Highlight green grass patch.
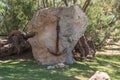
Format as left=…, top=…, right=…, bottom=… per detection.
left=0, top=54, right=120, bottom=80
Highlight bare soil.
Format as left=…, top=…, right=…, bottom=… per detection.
left=97, top=41, right=120, bottom=55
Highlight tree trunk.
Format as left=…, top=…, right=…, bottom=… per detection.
left=73, top=36, right=96, bottom=61
left=0, top=31, right=35, bottom=57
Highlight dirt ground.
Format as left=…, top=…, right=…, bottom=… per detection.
left=96, top=40, right=120, bottom=55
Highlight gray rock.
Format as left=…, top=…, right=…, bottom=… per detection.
left=47, top=66, right=55, bottom=70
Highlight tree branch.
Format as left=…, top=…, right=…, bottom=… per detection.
left=82, top=0, right=91, bottom=12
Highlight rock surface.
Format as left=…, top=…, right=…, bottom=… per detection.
left=89, top=71, right=110, bottom=80
left=28, top=5, right=88, bottom=65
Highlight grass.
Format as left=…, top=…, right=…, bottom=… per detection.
left=0, top=54, right=120, bottom=80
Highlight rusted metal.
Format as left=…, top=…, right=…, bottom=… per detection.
left=48, top=17, right=63, bottom=56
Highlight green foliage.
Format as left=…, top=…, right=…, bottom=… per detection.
left=0, top=1, right=6, bottom=14
left=0, top=0, right=120, bottom=47
left=85, top=0, right=120, bottom=47
left=0, top=0, right=38, bottom=33
left=0, top=54, right=119, bottom=80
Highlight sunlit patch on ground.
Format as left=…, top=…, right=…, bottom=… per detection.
left=0, top=54, right=119, bottom=80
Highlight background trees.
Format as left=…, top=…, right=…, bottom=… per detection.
left=0, top=0, right=37, bottom=33
left=0, top=0, right=120, bottom=48
left=86, top=0, right=120, bottom=48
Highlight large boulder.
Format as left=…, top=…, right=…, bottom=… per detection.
left=28, top=5, right=88, bottom=65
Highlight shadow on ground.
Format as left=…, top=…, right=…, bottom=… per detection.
left=0, top=54, right=120, bottom=80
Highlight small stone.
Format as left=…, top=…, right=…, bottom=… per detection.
left=47, top=66, right=55, bottom=70
left=57, top=63, right=66, bottom=68
left=55, top=63, right=69, bottom=68
left=89, top=71, right=110, bottom=80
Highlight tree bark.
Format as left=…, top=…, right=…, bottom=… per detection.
left=73, top=36, right=96, bottom=61
left=82, top=0, right=91, bottom=12
left=0, top=31, right=35, bottom=57
left=63, top=0, right=69, bottom=6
